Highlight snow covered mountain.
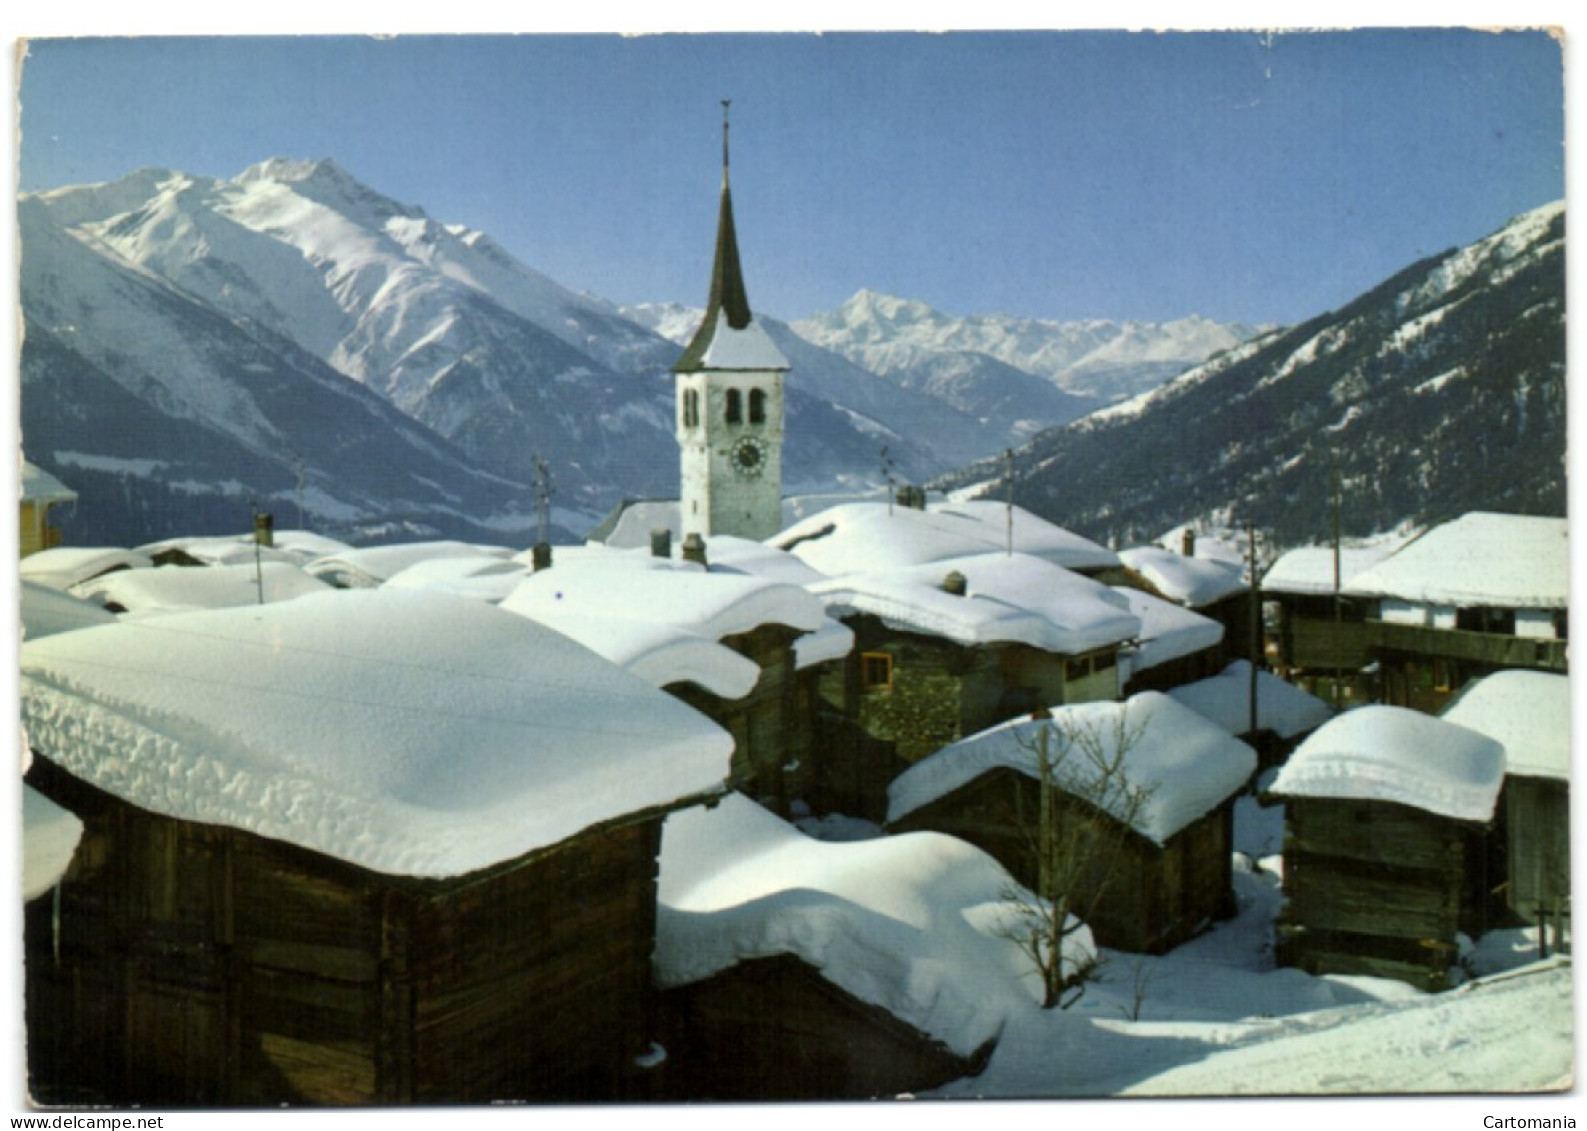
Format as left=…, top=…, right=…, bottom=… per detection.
left=19, top=195, right=543, bottom=547
left=624, top=302, right=1005, bottom=469
left=942, top=202, right=1567, bottom=550
left=793, top=289, right=1270, bottom=407
left=20, top=160, right=996, bottom=542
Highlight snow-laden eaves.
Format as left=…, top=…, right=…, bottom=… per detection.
left=1344, top=513, right=1567, bottom=609
left=24, top=785, right=84, bottom=901
left=21, top=580, right=118, bottom=641
left=1119, top=546, right=1248, bottom=608
left=304, top=540, right=515, bottom=589
left=20, top=590, right=735, bottom=878
left=381, top=554, right=530, bottom=604
left=21, top=461, right=78, bottom=504
left=657, top=793, right=1070, bottom=1058
left=1112, top=587, right=1224, bottom=674
left=1167, top=661, right=1333, bottom=740
left=888, top=692, right=1258, bottom=845
left=775, top=501, right=1118, bottom=575
left=1262, top=546, right=1396, bottom=597
left=1269, top=705, right=1504, bottom=822
left=1440, top=670, right=1570, bottom=783
left=20, top=547, right=155, bottom=592
left=501, top=559, right=827, bottom=641
left=513, top=608, right=761, bottom=700
left=810, top=551, right=1139, bottom=654
left=71, top=562, right=331, bottom=615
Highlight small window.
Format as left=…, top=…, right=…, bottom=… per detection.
left=1065, top=655, right=1090, bottom=682
left=749, top=388, right=767, bottom=424
left=725, top=388, right=743, bottom=424
left=681, top=388, right=700, bottom=429
left=861, top=652, right=894, bottom=690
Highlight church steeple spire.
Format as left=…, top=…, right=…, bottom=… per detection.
left=674, top=101, right=758, bottom=371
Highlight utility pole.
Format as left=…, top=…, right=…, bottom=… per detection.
left=1246, top=522, right=1264, bottom=735
left=1005, top=448, right=1015, bottom=557
left=881, top=445, right=897, bottom=515
left=532, top=454, right=554, bottom=572
left=1331, top=451, right=1344, bottom=709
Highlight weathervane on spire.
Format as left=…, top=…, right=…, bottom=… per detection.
left=722, top=99, right=732, bottom=177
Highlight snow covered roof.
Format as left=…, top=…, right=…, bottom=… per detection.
left=681, top=308, right=790, bottom=371
left=1440, top=671, right=1570, bottom=782
left=1112, top=586, right=1224, bottom=675
left=1119, top=545, right=1248, bottom=608
left=136, top=535, right=299, bottom=568
left=501, top=558, right=826, bottom=642
left=810, top=552, right=1139, bottom=654
left=510, top=608, right=761, bottom=700
left=1168, top=661, right=1334, bottom=740
left=19, top=590, right=735, bottom=878
left=888, top=692, right=1258, bottom=845
left=698, top=534, right=829, bottom=585
left=1344, top=512, right=1567, bottom=609
left=793, top=617, right=856, bottom=671
left=21, top=580, right=117, bottom=641
left=1269, top=705, right=1505, bottom=822
left=1262, top=546, right=1396, bottom=597
left=19, top=547, right=153, bottom=591
left=70, top=562, right=331, bottom=614
left=21, top=460, right=77, bottom=504
left=381, top=554, right=530, bottom=604
left=304, top=540, right=515, bottom=588
left=657, top=793, right=1066, bottom=1057
left=23, top=785, right=85, bottom=901
left=775, top=501, right=1118, bottom=575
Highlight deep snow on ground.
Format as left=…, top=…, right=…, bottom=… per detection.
left=801, top=781, right=1573, bottom=1102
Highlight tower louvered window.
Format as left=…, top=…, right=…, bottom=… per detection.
left=749, top=388, right=766, bottom=424
left=725, top=388, right=743, bottom=424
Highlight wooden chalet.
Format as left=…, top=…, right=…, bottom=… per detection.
left=1441, top=671, right=1571, bottom=936
left=20, top=460, right=77, bottom=557
left=1343, top=513, right=1568, bottom=713
left=1113, top=585, right=1227, bottom=696
left=1269, top=706, right=1506, bottom=990
left=1262, top=545, right=1395, bottom=704
left=20, top=590, right=734, bottom=1105
left=808, top=553, right=1141, bottom=770
left=887, top=693, right=1258, bottom=954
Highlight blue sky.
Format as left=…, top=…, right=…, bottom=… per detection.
left=16, top=28, right=1564, bottom=326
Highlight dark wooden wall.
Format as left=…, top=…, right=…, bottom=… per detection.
left=1276, top=796, right=1490, bottom=990
left=25, top=760, right=674, bottom=1106
left=890, top=767, right=1237, bottom=954
left=656, top=955, right=988, bottom=1100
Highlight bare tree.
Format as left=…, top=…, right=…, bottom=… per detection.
left=1000, top=709, right=1154, bottom=1009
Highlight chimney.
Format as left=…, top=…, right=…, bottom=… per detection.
left=1181, top=528, right=1196, bottom=557
left=531, top=542, right=553, bottom=572
left=681, top=533, right=708, bottom=567
left=253, top=512, right=274, bottom=547
left=650, top=528, right=672, bottom=559
left=1030, top=705, right=1053, bottom=721
left=941, top=570, right=967, bottom=596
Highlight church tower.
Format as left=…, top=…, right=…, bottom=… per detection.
left=674, top=102, right=790, bottom=543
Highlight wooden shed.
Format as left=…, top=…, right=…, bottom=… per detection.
left=20, top=589, right=734, bottom=1105
left=1441, top=671, right=1571, bottom=933
left=887, top=693, right=1258, bottom=955
left=653, top=794, right=1030, bottom=1099
left=1269, top=706, right=1506, bottom=990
